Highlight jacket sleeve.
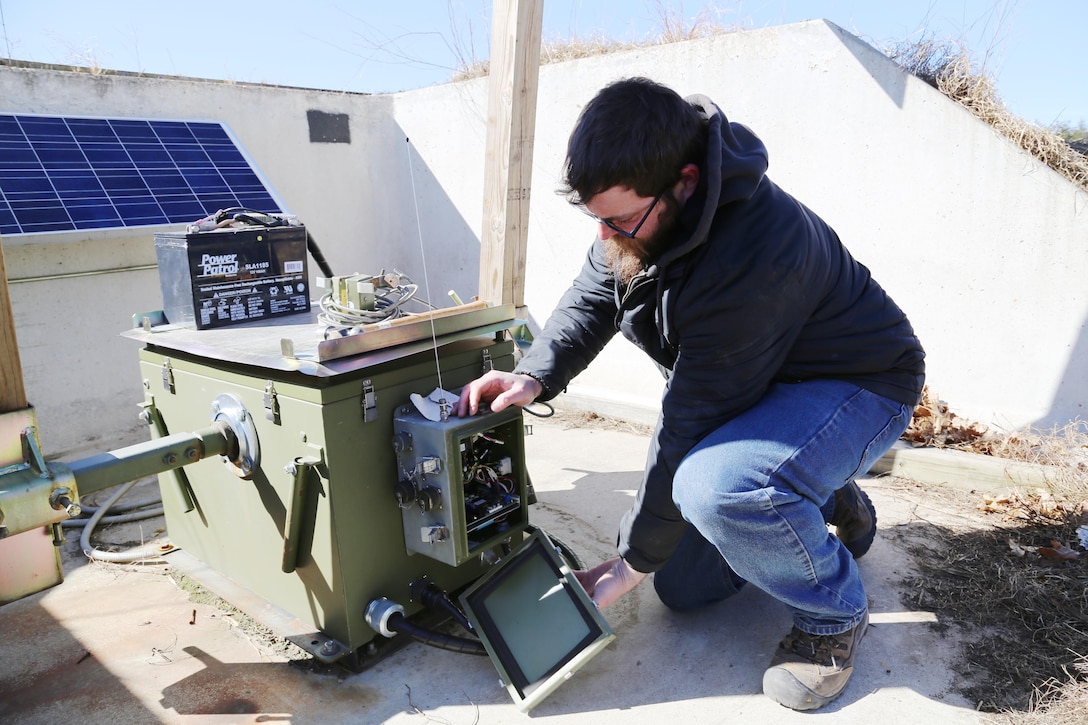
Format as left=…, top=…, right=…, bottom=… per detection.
left=513, top=240, right=620, bottom=400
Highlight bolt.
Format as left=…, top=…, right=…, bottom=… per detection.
left=185, top=447, right=199, bottom=460
left=320, top=640, right=340, bottom=656
left=49, top=489, right=81, bottom=517
left=139, top=409, right=152, bottom=424
left=284, top=463, right=297, bottom=476
left=49, top=490, right=81, bottom=518
left=143, top=379, right=150, bottom=390
left=163, top=453, right=178, bottom=465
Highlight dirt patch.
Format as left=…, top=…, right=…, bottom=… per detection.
left=537, top=406, right=654, bottom=437
left=874, top=477, right=1088, bottom=721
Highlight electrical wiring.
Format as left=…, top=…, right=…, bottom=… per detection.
left=522, top=401, right=555, bottom=417
left=317, top=271, right=436, bottom=332
left=78, top=479, right=171, bottom=563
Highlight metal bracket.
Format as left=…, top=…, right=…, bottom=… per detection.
left=481, top=348, right=493, bottom=373
left=263, top=381, right=281, bottom=425
left=282, top=453, right=324, bottom=573
left=20, top=426, right=49, bottom=478
left=210, top=394, right=260, bottom=479
left=161, top=358, right=175, bottom=394
left=139, top=400, right=196, bottom=512
left=361, top=379, right=377, bottom=423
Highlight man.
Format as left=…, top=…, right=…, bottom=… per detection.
left=455, top=77, right=924, bottom=711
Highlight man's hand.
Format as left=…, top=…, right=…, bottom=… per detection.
left=574, top=556, right=647, bottom=609
left=454, top=371, right=543, bottom=417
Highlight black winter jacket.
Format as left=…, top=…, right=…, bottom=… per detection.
left=514, top=95, right=925, bottom=572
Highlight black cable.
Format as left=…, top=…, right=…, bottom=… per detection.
left=213, top=207, right=286, bottom=226
left=385, top=613, right=487, bottom=656
left=522, top=401, right=555, bottom=417
left=416, top=581, right=476, bottom=636
left=547, top=531, right=586, bottom=570
left=305, top=230, right=335, bottom=278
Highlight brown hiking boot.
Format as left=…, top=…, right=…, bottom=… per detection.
left=762, top=611, right=869, bottom=711
left=830, top=480, right=877, bottom=559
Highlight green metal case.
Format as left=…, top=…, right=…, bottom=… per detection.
left=137, top=333, right=520, bottom=658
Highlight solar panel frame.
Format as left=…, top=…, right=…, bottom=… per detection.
left=0, top=113, right=285, bottom=236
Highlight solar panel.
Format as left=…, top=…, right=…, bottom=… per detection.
left=0, top=114, right=283, bottom=236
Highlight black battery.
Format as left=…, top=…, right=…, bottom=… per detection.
left=154, top=224, right=311, bottom=330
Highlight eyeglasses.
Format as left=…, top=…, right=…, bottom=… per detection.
left=575, top=190, right=664, bottom=239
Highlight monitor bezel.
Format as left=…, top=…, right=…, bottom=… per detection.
left=458, top=527, right=615, bottom=712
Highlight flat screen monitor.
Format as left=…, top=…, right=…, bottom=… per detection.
left=459, top=528, right=615, bottom=712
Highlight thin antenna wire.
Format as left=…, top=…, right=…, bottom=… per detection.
left=404, top=137, right=447, bottom=415
left=0, top=0, right=12, bottom=59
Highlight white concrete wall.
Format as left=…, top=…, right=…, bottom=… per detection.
left=2, top=19, right=1086, bottom=458
left=392, top=20, right=1088, bottom=432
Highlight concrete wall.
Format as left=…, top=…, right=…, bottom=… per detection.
left=395, top=20, right=1088, bottom=433
left=2, top=19, right=1085, bottom=458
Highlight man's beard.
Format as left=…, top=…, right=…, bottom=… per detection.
left=604, top=194, right=680, bottom=285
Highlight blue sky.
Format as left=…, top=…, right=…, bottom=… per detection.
left=1, top=1, right=1083, bottom=127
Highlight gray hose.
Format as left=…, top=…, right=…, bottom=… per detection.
left=63, top=506, right=164, bottom=528
left=79, top=479, right=172, bottom=563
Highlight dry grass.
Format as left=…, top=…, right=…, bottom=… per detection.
left=904, top=386, right=1088, bottom=503
left=888, top=39, right=1088, bottom=192
left=900, top=496, right=1088, bottom=709
left=898, top=388, right=1088, bottom=716
left=451, top=2, right=739, bottom=81
left=899, top=504, right=1088, bottom=713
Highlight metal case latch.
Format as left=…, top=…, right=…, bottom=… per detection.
left=264, top=381, right=281, bottom=424
left=361, top=379, right=377, bottom=423
left=161, top=358, right=175, bottom=393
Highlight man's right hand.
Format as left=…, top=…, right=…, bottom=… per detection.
left=454, top=370, right=543, bottom=417
left=574, top=556, right=647, bottom=609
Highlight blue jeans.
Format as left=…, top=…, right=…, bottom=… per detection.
left=652, top=380, right=912, bottom=635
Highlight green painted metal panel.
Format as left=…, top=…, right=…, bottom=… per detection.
left=137, top=334, right=520, bottom=651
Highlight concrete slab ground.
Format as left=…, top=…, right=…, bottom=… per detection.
left=0, top=417, right=985, bottom=724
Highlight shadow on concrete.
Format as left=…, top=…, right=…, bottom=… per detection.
left=0, top=597, right=159, bottom=723
left=829, top=20, right=911, bottom=109
left=1038, top=308, right=1088, bottom=426
left=377, top=121, right=482, bottom=308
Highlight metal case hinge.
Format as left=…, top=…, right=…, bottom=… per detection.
left=481, top=348, right=493, bottom=373
left=361, top=379, right=377, bottom=422
left=161, top=358, right=175, bottom=394
left=264, top=381, right=281, bottom=424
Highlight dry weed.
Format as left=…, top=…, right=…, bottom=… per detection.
left=889, top=39, right=1088, bottom=192
left=452, top=2, right=738, bottom=82
left=898, top=387, right=1088, bottom=714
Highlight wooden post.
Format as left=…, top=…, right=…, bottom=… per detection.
left=479, top=0, right=543, bottom=313
left=0, top=236, right=28, bottom=413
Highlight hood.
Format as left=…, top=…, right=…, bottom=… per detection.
left=629, top=95, right=769, bottom=359
left=650, top=94, right=770, bottom=271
